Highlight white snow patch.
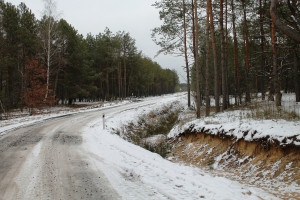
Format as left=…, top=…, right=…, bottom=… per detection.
left=168, top=107, right=300, bottom=146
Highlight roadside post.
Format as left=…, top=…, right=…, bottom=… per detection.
left=103, top=113, right=105, bottom=129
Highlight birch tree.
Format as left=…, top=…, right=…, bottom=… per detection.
left=41, top=0, right=58, bottom=100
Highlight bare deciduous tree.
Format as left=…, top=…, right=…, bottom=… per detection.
left=41, top=0, right=58, bottom=100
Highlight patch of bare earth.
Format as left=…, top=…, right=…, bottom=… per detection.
left=168, top=132, right=300, bottom=199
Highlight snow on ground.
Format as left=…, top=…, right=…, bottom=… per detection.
left=169, top=94, right=300, bottom=146
left=0, top=93, right=183, bottom=135
left=1, top=92, right=298, bottom=199
left=82, top=94, right=277, bottom=200
left=105, top=93, right=185, bottom=132
left=0, top=100, right=131, bottom=135
left=208, top=93, right=300, bottom=116
left=169, top=110, right=300, bottom=146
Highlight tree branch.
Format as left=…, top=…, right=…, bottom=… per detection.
left=270, top=0, right=300, bottom=43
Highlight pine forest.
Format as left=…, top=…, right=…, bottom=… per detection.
left=153, top=0, right=300, bottom=118
left=0, top=0, right=179, bottom=114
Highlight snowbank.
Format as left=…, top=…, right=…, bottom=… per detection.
left=169, top=108, right=300, bottom=147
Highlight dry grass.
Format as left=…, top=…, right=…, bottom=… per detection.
left=114, top=103, right=183, bottom=157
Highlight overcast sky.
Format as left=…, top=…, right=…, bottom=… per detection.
left=6, top=0, right=185, bottom=83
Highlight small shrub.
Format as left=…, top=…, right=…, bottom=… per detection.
left=207, top=156, right=215, bottom=166
left=142, top=142, right=172, bottom=158
left=113, top=102, right=182, bottom=157
left=207, top=157, right=215, bottom=170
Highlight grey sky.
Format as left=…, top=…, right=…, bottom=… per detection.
left=7, top=0, right=185, bottom=83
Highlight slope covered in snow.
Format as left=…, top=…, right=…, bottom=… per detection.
left=78, top=94, right=278, bottom=200
left=82, top=93, right=278, bottom=199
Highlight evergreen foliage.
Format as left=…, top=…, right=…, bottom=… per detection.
left=0, top=1, right=179, bottom=113
left=153, top=0, right=300, bottom=115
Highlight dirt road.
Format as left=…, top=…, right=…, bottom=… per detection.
left=0, top=100, right=156, bottom=200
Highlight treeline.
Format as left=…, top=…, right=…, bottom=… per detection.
left=0, top=1, right=179, bottom=112
left=153, top=0, right=300, bottom=117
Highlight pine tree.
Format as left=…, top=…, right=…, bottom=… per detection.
left=193, top=0, right=201, bottom=118
left=208, top=0, right=220, bottom=113
left=182, top=0, right=191, bottom=108
left=220, top=0, right=228, bottom=110
left=231, top=0, right=240, bottom=105
left=205, top=0, right=210, bottom=116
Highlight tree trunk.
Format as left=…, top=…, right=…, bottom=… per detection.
left=0, top=71, right=2, bottom=93
left=127, top=69, right=133, bottom=97
left=225, top=0, right=229, bottom=106
left=68, top=98, right=73, bottom=105
left=5, top=67, right=8, bottom=99
left=208, top=0, right=220, bottom=113
left=123, top=56, right=127, bottom=98
left=271, top=22, right=282, bottom=107
left=259, top=0, right=266, bottom=100
left=106, top=70, right=109, bottom=99
left=54, top=38, right=65, bottom=98
left=45, top=17, right=51, bottom=100
left=183, top=0, right=191, bottom=108
left=194, top=0, right=201, bottom=118
left=220, top=0, right=228, bottom=110
left=205, top=1, right=210, bottom=117
left=54, top=70, right=59, bottom=99
left=242, top=2, right=251, bottom=103
left=191, top=1, right=196, bottom=62
left=231, top=0, right=240, bottom=105
left=294, top=46, right=300, bottom=102
left=117, top=61, right=122, bottom=98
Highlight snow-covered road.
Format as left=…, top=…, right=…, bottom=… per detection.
left=0, top=94, right=278, bottom=200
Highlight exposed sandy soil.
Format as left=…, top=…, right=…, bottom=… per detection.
left=169, top=132, right=300, bottom=200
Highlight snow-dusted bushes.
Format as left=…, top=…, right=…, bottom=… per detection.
left=114, top=102, right=183, bottom=157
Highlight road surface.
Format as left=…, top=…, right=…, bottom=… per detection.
left=0, top=100, right=157, bottom=200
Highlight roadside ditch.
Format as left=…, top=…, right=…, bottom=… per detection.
left=114, top=103, right=300, bottom=199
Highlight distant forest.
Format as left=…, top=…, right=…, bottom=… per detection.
left=0, top=1, right=179, bottom=112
